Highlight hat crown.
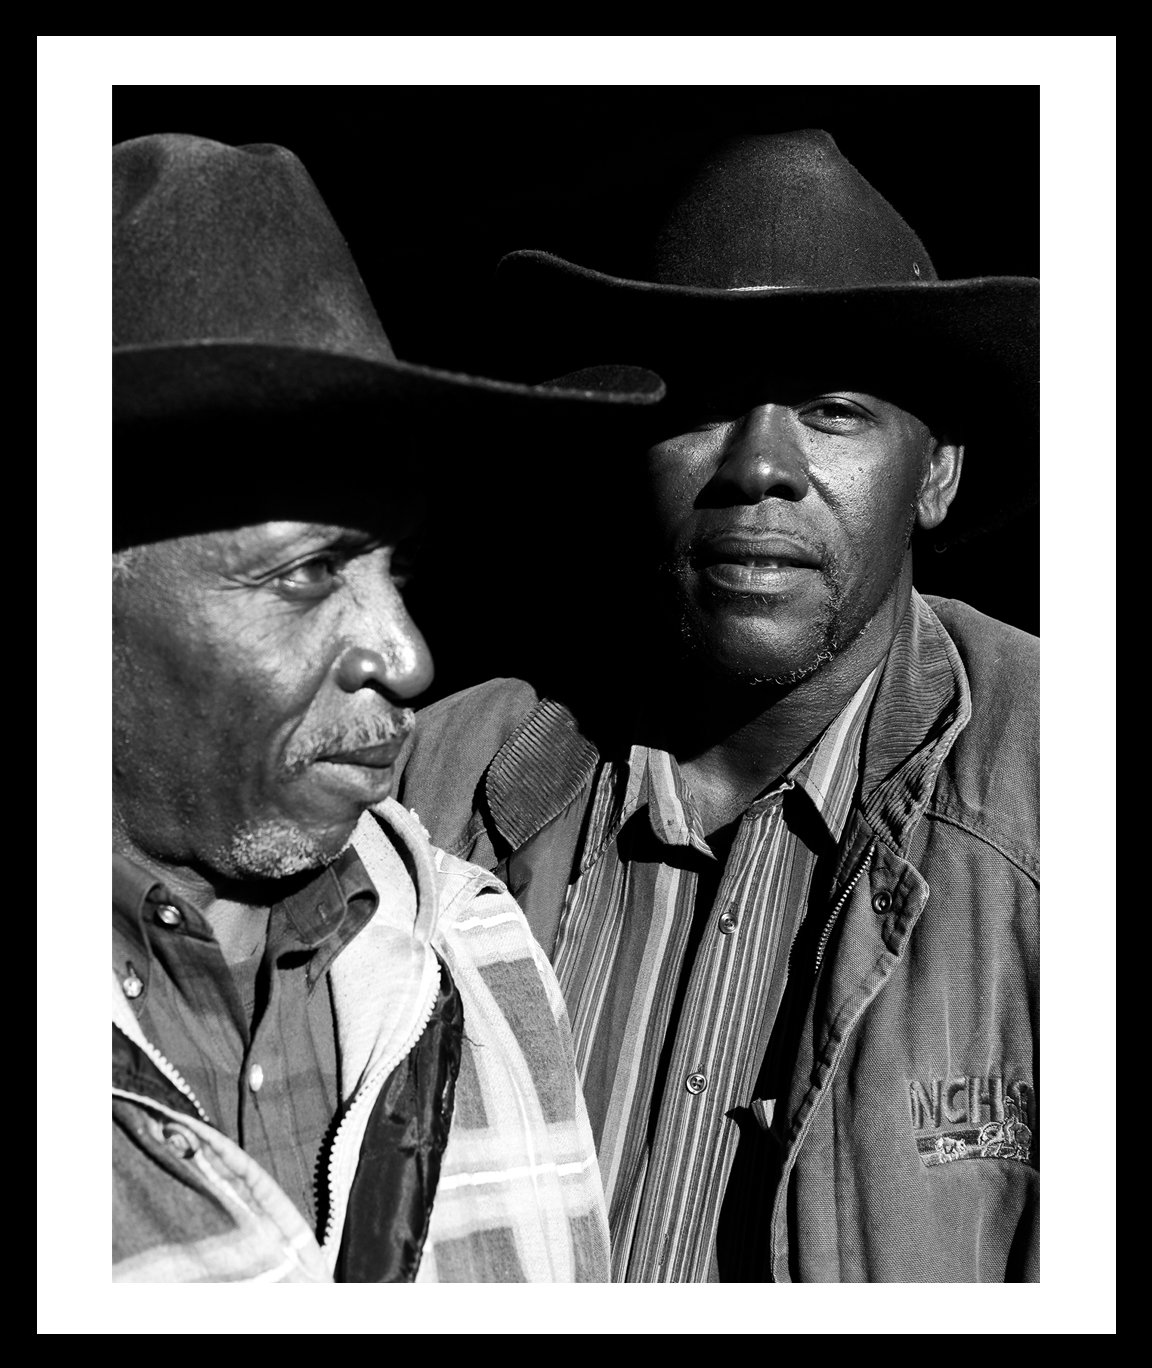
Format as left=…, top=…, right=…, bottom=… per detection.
left=649, top=129, right=937, bottom=290
left=112, top=134, right=397, bottom=361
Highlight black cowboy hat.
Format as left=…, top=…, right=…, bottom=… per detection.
left=113, top=133, right=664, bottom=547
left=496, top=129, right=1039, bottom=546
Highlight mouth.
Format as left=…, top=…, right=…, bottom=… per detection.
left=301, top=709, right=415, bottom=802
left=693, top=535, right=822, bottom=594
left=306, top=740, right=406, bottom=806
left=316, top=739, right=407, bottom=769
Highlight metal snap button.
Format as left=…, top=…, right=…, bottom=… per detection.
left=156, top=903, right=183, bottom=927
left=248, top=1063, right=265, bottom=1093
left=685, top=1072, right=707, bottom=1095
left=718, top=911, right=738, bottom=936
left=872, top=890, right=892, bottom=914
left=161, top=1123, right=198, bottom=1158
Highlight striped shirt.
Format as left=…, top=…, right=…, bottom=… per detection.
left=552, top=667, right=880, bottom=1281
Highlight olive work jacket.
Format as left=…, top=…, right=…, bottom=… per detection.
left=395, top=593, right=1040, bottom=1282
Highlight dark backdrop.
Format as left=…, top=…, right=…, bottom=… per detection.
left=114, top=86, right=1039, bottom=704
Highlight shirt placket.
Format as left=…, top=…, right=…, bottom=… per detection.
left=626, top=798, right=788, bottom=1283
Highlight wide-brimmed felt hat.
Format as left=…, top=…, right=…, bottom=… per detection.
left=497, top=130, right=1038, bottom=546
left=113, top=134, right=664, bottom=547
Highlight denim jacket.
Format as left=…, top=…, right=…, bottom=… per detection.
left=112, top=799, right=610, bottom=1282
left=395, top=593, right=1039, bottom=1281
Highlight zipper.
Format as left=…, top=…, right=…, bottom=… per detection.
left=113, top=1022, right=212, bottom=1124
left=319, top=956, right=444, bottom=1255
left=813, top=838, right=877, bottom=979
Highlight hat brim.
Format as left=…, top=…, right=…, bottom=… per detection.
left=113, top=342, right=665, bottom=551
left=113, top=339, right=664, bottom=426
left=497, top=251, right=1039, bottom=547
left=498, top=250, right=1037, bottom=388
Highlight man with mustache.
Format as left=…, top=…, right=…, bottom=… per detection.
left=111, top=133, right=664, bottom=1281
left=396, top=131, right=1040, bottom=1281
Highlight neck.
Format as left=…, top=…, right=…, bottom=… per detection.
left=638, top=588, right=906, bottom=831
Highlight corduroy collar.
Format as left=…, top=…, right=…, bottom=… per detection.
left=482, top=591, right=970, bottom=861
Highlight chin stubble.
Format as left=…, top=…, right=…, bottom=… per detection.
left=658, top=552, right=855, bottom=688
left=222, top=818, right=353, bottom=882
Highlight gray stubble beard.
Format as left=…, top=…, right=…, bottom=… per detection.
left=221, top=817, right=353, bottom=883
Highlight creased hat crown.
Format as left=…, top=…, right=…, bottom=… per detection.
left=113, top=134, right=396, bottom=361
left=650, top=129, right=936, bottom=291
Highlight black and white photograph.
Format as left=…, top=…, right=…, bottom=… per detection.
left=38, top=36, right=1115, bottom=1333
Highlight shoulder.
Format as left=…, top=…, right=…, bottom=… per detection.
left=922, top=597, right=1039, bottom=877
left=924, top=596, right=1038, bottom=697
left=414, top=677, right=544, bottom=746
left=925, top=596, right=1038, bottom=764
left=395, top=678, right=543, bottom=855
left=428, top=847, right=577, bottom=1090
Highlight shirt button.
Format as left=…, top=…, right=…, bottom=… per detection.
left=122, top=967, right=144, bottom=999
left=248, top=1064, right=265, bottom=1093
left=718, top=911, right=738, bottom=936
left=161, top=1123, right=198, bottom=1158
left=685, top=1072, right=708, bottom=1095
left=156, top=903, right=184, bottom=927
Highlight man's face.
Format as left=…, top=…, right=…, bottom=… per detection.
left=644, top=383, right=961, bottom=685
left=113, top=518, right=434, bottom=886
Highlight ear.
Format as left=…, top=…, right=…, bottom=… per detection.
left=916, top=440, right=964, bottom=532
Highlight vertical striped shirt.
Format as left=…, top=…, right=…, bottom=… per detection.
left=552, top=667, right=880, bottom=1281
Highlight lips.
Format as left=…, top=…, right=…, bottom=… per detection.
left=694, top=534, right=821, bottom=571
left=308, top=709, right=415, bottom=771
left=318, top=739, right=407, bottom=768
left=691, top=532, right=822, bottom=596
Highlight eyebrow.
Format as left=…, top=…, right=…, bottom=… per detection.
left=216, top=523, right=379, bottom=573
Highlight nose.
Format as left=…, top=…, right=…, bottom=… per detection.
left=335, top=593, right=435, bottom=702
left=712, top=405, right=810, bottom=504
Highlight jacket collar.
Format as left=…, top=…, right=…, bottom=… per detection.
left=856, top=591, right=971, bottom=854
left=485, top=696, right=602, bottom=850
left=483, top=591, right=971, bottom=859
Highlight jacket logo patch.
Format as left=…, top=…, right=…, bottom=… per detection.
left=907, top=1077, right=1035, bottom=1168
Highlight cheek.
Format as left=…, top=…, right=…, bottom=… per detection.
left=118, top=614, right=323, bottom=774
left=644, top=440, right=714, bottom=541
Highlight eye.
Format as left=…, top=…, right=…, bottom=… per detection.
left=271, top=553, right=346, bottom=600
left=798, top=397, right=875, bottom=435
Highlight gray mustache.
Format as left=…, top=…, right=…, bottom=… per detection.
left=286, top=708, right=415, bottom=771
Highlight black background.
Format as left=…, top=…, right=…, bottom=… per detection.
left=114, top=86, right=1039, bottom=703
